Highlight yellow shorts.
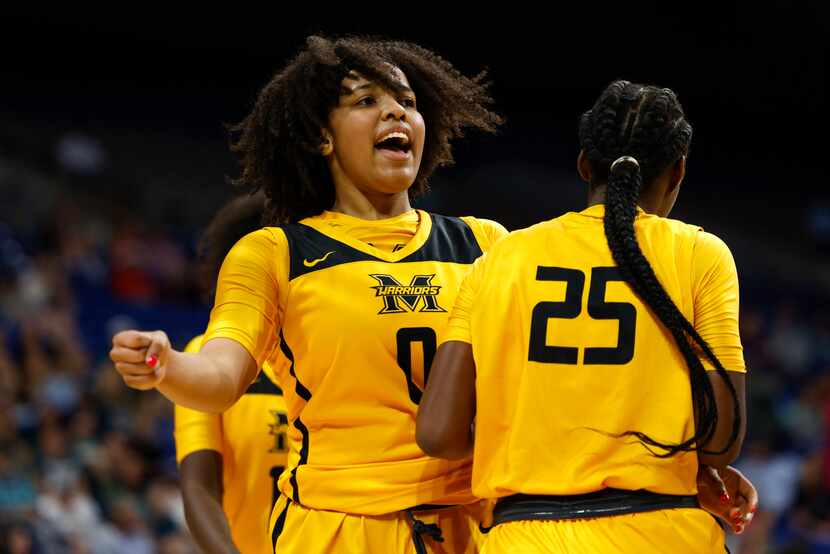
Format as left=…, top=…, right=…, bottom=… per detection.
left=481, top=508, right=726, bottom=554
left=269, top=495, right=486, bottom=554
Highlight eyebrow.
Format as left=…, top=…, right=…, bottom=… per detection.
left=341, top=83, right=374, bottom=95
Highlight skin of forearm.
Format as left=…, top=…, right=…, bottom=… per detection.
left=181, top=453, right=240, bottom=554
left=156, top=350, right=250, bottom=413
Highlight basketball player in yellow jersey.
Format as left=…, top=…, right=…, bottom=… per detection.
left=176, top=336, right=289, bottom=554
left=172, top=193, right=291, bottom=553
left=110, top=36, right=505, bottom=553
left=418, top=81, right=749, bottom=553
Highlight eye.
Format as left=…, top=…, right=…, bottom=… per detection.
left=356, top=96, right=376, bottom=106
left=400, top=96, right=417, bottom=108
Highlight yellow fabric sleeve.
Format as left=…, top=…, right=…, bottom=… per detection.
left=173, top=335, right=223, bottom=463
left=461, top=217, right=509, bottom=251
left=202, top=228, right=287, bottom=367
left=691, top=231, right=745, bottom=372
left=442, top=254, right=487, bottom=345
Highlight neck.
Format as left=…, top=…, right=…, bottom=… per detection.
left=331, top=184, right=412, bottom=220
left=586, top=183, right=662, bottom=215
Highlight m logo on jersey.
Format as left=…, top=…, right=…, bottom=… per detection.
left=268, top=410, right=289, bottom=453
left=370, top=274, right=446, bottom=315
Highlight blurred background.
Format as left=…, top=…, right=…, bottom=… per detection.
left=0, top=6, right=827, bottom=553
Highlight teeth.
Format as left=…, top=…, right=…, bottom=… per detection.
left=378, top=131, right=409, bottom=144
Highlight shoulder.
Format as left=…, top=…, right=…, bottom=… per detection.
left=224, top=227, right=288, bottom=267
left=693, top=229, right=735, bottom=264
left=494, top=216, right=561, bottom=251
left=458, top=216, right=509, bottom=251
left=233, top=227, right=288, bottom=251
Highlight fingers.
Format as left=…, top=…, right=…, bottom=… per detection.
left=123, top=374, right=160, bottom=390
left=708, top=466, right=731, bottom=505
left=115, top=362, right=156, bottom=377
left=109, top=346, right=147, bottom=364
left=697, top=465, right=729, bottom=505
left=726, top=466, right=758, bottom=534
left=113, top=330, right=152, bottom=349
left=110, top=330, right=170, bottom=390
left=736, top=467, right=759, bottom=515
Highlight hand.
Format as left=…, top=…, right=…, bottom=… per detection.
left=110, top=330, right=171, bottom=390
left=697, top=465, right=758, bottom=534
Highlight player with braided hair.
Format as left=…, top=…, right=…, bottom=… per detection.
left=417, top=80, right=748, bottom=552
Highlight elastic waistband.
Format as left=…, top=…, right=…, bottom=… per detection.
left=408, top=503, right=457, bottom=512
left=493, top=489, right=698, bottom=525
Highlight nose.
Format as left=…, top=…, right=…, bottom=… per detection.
left=381, top=96, right=406, bottom=121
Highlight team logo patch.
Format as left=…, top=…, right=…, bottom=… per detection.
left=370, top=274, right=447, bottom=314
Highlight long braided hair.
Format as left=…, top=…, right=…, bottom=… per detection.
left=579, top=80, right=740, bottom=457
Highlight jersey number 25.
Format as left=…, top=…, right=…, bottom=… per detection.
left=528, top=266, right=637, bottom=365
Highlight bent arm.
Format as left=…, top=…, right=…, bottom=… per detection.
left=159, top=338, right=257, bottom=413
left=416, top=341, right=477, bottom=460
left=698, top=371, right=745, bottom=469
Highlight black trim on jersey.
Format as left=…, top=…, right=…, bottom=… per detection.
left=271, top=498, right=291, bottom=551
left=280, top=331, right=311, bottom=401
left=282, top=223, right=377, bottom=280
left=243, top=371, right=283, bottom=396
left=291, top=418, right=310, bottom=503
left=280, top=330, right=311, bottom=504
left=282, top=213, right=484, bottom=281
left=399, top=214, right=483, bottom=265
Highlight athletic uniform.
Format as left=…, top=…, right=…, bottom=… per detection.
left=203, top=209, right=507, bottom=553
left=444, top=204, right=744, bottom=553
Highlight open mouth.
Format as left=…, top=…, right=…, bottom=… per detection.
left=374, top=132, right=411, bottom=154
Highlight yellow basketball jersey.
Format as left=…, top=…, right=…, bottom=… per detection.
left=443, top=204, right=745, bottom=500
left=203, top=210, right=507, bottom=515
left=174, top=335, right=290, bottom=553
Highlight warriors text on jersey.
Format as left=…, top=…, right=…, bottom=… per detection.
left=203, top=209, right=506, bottom=515
left=444, top=204, right=745, bottom=500
left=174, top=335, right=289, bottom=553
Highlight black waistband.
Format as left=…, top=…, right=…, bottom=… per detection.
left=493, top=489, right=699, bottom=526
left=408, top=503, right=456, bottom=512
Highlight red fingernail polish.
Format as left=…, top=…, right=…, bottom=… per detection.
left=147, top=355, right=158, bottom=368
left=720, top=493, right=730, bottom=504
left=736, top=525, right=744, bottom=534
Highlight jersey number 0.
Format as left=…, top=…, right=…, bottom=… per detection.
left=396, top=327, right=437, bottom=404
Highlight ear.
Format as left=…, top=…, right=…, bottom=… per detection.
left=577, top=148, right=592, bottom=183
left=320, top=130, right=334, bottom=156
left=669, top=155, right=686, bottom=192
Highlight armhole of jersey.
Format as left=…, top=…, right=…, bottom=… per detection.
left=459, top=216, right=489, bottom=251
left=264, top=225, right=292, bottom=315
left=269, top=226, right=292, bottom=287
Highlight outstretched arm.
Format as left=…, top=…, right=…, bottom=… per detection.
left=110, top=331, right=257, bottom=413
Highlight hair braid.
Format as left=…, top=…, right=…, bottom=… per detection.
left=580, top=80, right=740, bottom=457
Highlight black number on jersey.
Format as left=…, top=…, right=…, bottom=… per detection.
left=396, top=327, right=437, bottom=404
left=270, top=465, right=285, bottom=506
left=528, top=266, right=636, bottom=365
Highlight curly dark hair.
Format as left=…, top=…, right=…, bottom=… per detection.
left=197, top=192, right=265, bottom=301
left=229, top=35, right=502, bottom=224
left=579, top=80, right=741, bottom=458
